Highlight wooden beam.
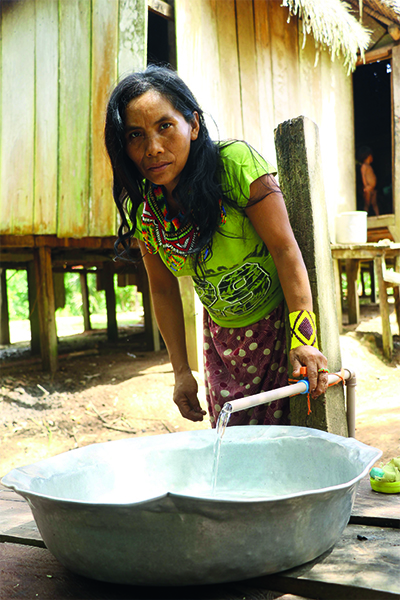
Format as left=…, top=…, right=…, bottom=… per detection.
left=375, top=256, right=393, bottom=359
left=356, top=42, right=394, bottom=66
left=80, top=271, right=92, bottom=332
left=178, top=277, right=198, bottom=371
left=34, top=247, right=58, bottom=373
left=27, top=261, right=41, bottom=356
left=148, top=0, right=173, bottom=20
left=345, top=259, right=361, bottom=324
left=52, top=251, right=113, bottom=266
left=137, top=261, right=160, bottom=351
left=394, top=256, right=400, bottom=334
left=0, top=252, right=34, bottom=262
left=53, top=272, right=66, bottom=311
left=103, top=261, right=118, bottom=342
left=0, top=235, right=117, bottom=249
left=0, top=269, right=10, bottom=345
left=367, top=214, right=395, bottom=229
left=332, top=259, right=343, bottom=334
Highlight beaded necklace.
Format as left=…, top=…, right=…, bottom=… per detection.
left=141, top=184, right=226, bottom=272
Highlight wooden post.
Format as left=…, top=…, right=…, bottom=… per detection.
left=370, top=261, right=377, bottom=303
left=136, top=261, right=160, bottom=352
left=332, top=259, right=343, bottom=334
left=103, top=261, right=118, bottom=342
left=27, top=261, right=41, bottom=355
left=179, top=277, right=198, bottom=372
left=0, top=268, right=11, bottom=345
left=375, top=256, right=393, bottom=360
left=275, top=116, right=347, bottom=437
left=345, top=259, right=360, bottom=324
left=34, top=247, right=58, bottom=373
left=53, top=272, right=66, bottom=310
left=394, top=256, right=400, bottom=334
left=80, top=271, right=92, bottom=331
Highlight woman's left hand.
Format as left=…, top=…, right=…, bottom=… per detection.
left=289, top=346, right=329, bottom=399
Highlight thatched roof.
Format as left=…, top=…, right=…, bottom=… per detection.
left=357, top=0, right=400, bottom=25
left=282, top=0, right=371, bottom=73
left=347, top=1, right=400, bottom=48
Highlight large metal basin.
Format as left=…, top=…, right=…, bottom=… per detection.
left=1, top=426, right=381, bottom=586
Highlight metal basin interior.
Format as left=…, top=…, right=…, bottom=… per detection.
left=2, top=426, right=381, bottom=586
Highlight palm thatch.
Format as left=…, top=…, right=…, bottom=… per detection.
left=348, top=0, right=400, bottom=25
left=362, top=0, right=400, bottom=24
left=282, top=0, right=371, bottom=73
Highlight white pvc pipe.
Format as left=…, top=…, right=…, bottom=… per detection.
left=226, top=380, right=308, bottom=413
left=226, top=369, right=356, bottom=426
left=344, top=369, right=357, bottom=438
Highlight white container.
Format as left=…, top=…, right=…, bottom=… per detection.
left=335, top=211, right=367, bottom=244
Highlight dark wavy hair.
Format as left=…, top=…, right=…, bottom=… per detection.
left=357, top=146, right=373, bottom=164
left=105, top=64, right=224, bottom=263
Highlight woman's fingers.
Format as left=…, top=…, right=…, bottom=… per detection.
left=173, top=371, right=206, bottom=422
left=174, top=395, right=206, bottom=421
left=289, top=347, right=329, bottom=399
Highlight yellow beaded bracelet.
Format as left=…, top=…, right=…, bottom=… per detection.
left=289, top=310, right=319, bottom=350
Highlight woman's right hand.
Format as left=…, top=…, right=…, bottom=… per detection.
left=173, top=370, right=207, bottom=422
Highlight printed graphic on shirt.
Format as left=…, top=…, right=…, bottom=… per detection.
left=194, top=262, right=272, bottom=319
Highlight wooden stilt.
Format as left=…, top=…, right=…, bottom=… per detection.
left=34, top=247, right=58, bottom=373
left=179, top=277, right=198, bottom=371
left=80, top=271, right=92, bottom=331
left=53, top=272, right=66, bottom=310
left=332, top=259, right=343, bottom=334
left=345, top=259, right=360, bottom=324
left=103, top=262, right=118, bottom=342
left=137, top=261, right=160, bottom=352
left=375, top=256, right=393, bottom=360
left=370, top=260, right=377, bottom=303
left=27, top=261, right=41, bottom=355
left=0, top=268, right=11, bottom=345
left=394, top=256, right=400, bottom=335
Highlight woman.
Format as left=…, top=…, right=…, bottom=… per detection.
left=105, top=64, right=328, bottom=427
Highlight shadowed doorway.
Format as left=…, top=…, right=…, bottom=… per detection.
left=353, top=59, right=393, bottom=215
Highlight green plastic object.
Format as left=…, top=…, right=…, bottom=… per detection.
left=370, top=457, right=400, bottom=494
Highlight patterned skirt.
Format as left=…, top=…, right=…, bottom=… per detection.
left=203, top=302, right=290, bottom=428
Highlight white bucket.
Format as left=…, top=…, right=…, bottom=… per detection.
left=335, top=211, right=367, bottom=244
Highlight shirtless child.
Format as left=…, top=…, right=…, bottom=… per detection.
left=358, top=146, right=379, bottom=216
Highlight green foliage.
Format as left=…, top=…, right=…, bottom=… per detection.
left=58, top=273, right=85, bottom=317
left=6, top=269, right=142, bottom=321
left=6, top=270, right=29, bottom=320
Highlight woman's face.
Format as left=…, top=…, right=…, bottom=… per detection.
left=124, top=90, right=199, bottom=196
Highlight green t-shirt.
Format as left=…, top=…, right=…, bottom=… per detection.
left=135, top=141, right=284, bottom=327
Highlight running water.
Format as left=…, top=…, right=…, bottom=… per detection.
left=211, top=403, right=232, bottom=495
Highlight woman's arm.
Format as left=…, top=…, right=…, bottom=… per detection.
left=245, top=175, right=328, bottom=398
left=137, top=240, right=206, bottom=421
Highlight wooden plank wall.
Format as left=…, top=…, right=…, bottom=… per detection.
left=0, top=0, right=147, bottom=238
left=175, top=0, right=356, bottom=240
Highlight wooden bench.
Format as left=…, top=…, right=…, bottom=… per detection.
left=331, top=242, right=400, bottom=360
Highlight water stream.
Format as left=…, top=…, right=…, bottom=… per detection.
left=211, top=403, right=232, bottom=495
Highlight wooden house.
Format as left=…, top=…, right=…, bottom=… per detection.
left=0, top=0, right=156, bottom=372
left=1, top=0, right=399, bottom=373
left=348, top=0, right=400, bottom=242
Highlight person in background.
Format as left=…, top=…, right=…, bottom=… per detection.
left=104, top=65, right=329, bottom=428
left=358, top=146, right=380, bottom=216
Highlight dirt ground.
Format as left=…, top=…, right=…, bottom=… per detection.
left=1, top=303, right=400, bottom=478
